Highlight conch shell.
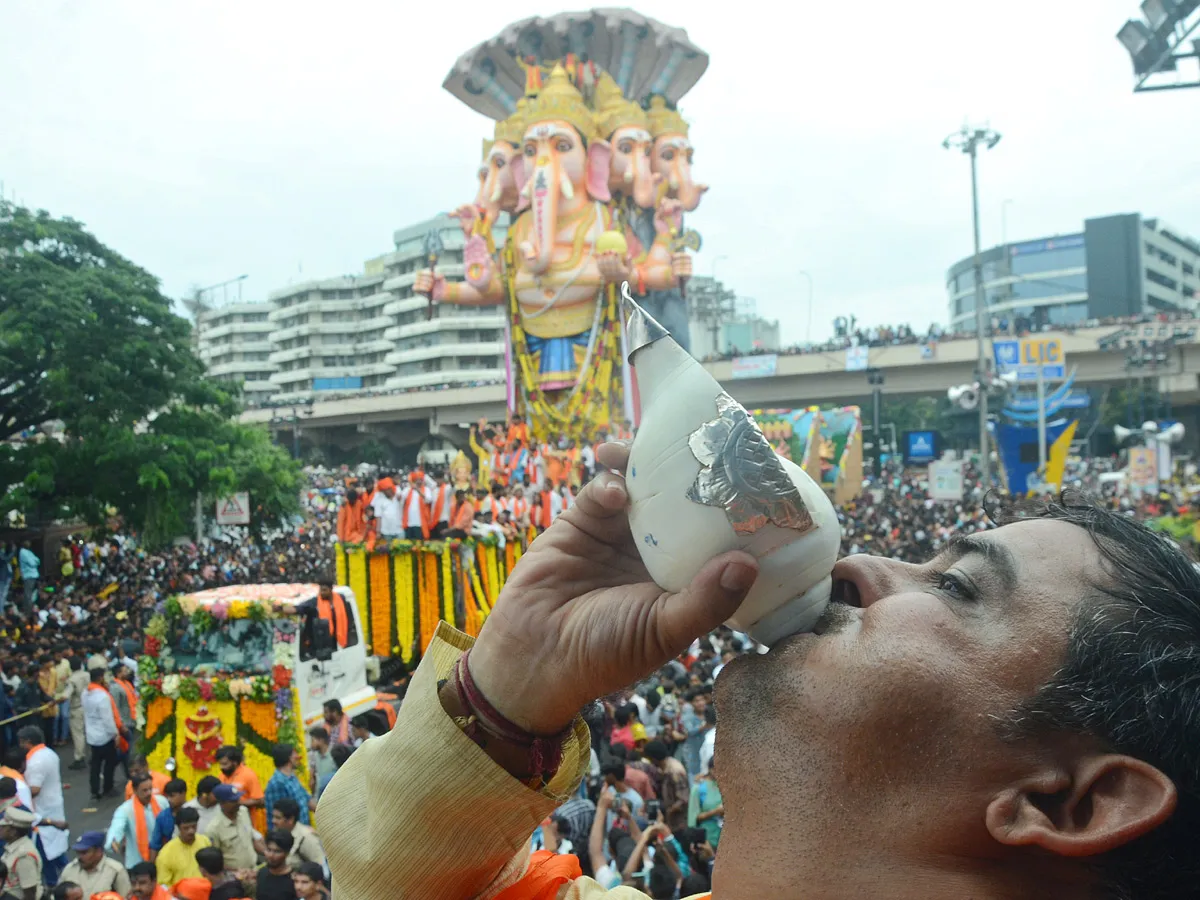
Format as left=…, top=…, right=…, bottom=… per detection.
left=622, top=284, right=839, bottom=645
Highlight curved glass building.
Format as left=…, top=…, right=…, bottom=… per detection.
left=947, top=213, right=1199, bottom=332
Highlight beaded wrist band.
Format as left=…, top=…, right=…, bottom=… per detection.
left=447, top=650, right=573, bottom=788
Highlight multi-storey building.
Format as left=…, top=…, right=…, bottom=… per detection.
left=947, top=212, right=1200, bottom=332
left=194, top=302, right=276, bottom=407
left=265, top=214, right=507, bottom=403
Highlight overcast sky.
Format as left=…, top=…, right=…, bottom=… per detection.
left=3, top=1, right=1197, bottom=343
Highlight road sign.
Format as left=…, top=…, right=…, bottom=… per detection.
left=216, top=493, right=251, bottom=526
left=993, top=337, right=1066, bottom=382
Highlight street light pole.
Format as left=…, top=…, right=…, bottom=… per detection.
left=944, top=125, right=1002, bottom=489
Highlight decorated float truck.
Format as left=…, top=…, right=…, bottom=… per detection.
left=139, top=584, right=376, bottom=799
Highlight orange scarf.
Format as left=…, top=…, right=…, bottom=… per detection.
left=493, top=851, right=581, bottom=900
left=540, top=492, right=552, bottom=528
left=132, top=792, right=163, bottom=862
left=114, top=678, right=138, bottom=724
left=24, top=743, right=47, bottom=764
left=87, top=683, right=128, bottom=753
left=402, top=486, right=428, bottom=539
left=0, top=766, right=24, bottom=784
left=421, top=483, right=448, bottom=536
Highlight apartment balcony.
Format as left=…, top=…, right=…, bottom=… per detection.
left=354, top=338, right=394, bottom=355
left=208, top=359, right=278, bottom=378
left=385, top=366, right=504, bottom=391
left=357, top=314, right=392, bottom=333
left=386, top=312, right=505, bottom=341
left=384, top=341, right=505, bottom=366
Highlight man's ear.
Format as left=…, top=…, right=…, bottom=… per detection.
left=986, top=755, right=1177, bottom=857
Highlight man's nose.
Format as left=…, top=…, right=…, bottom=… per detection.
left=831, top=554, right=922, bottom=608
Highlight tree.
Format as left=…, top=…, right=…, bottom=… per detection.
left=0, top=202, right=302, bottom=544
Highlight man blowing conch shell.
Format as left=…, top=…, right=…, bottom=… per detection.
left=318, top=441, right=1200, bottom=899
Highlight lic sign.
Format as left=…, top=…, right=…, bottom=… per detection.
left=993, top=337, right=1065, bottom=382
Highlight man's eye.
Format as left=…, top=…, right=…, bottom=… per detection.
left=937, top=573, right=973, bottom=601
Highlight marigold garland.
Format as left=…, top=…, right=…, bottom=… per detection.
left=394, top=553, right=415, bottom=664
left=441, top=544, right=455, bottom=630
left=368, top=552, right=392, bottom=656
left=144, top=697, right=173, bottom=740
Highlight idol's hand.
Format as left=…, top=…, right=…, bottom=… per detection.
left=467, top=441, right=758, bottom=735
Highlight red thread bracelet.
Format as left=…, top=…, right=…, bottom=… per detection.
left=452, top=650, right=572, bottom=783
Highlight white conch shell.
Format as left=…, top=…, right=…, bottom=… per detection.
left=622, top=284, right=839, bottom=646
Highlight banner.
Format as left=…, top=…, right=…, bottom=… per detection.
left=731, top=354, right=777, bottom=379
left=1128, top=447, right=1158, bottom=497
left=845, top=345, right=869, bottom=372
left=929, top=460, right=964, bottom=501
left=904, top=431, right=939, bottom=465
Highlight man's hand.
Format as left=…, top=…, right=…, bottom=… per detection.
left=467, top=441, right=758, bottom=735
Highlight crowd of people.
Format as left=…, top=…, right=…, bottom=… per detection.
left=3, top=416, right=1197, bottom=898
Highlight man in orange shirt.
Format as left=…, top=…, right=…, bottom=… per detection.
left=315, top=581, right=350, bottom=649
left=335, top=489, right=367, bottom=544
left=449, top=490, right=475, bottom=539
left=215, top=746, right=265, bottom=834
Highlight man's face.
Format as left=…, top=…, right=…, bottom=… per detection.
left=292, top=873, right=317, bottom=898
left=323, top=708, right=337, bottom=726
left=134, top=780, right=154, bottom=804
left=712, top=520, right=1096, bottom=887
left=289, top=748, right=301, bottom=769
left=691, top=694, right=708, bottom=716
left=78, top=846, right=103, bottom=869
left=131, top=873, right=156, bottom=898
left=179, top=821, right=198, bottom=844
left=220, top=799, right=241, bottom=818
left=264, top=840, right=288, bottom=869
left=318, top=585, right=332, bottom=602
left=218, top=756, right=237, bottom=776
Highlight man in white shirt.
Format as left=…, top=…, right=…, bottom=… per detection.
left=369, top=479, right=404, bottom=539
left=183, top=775, right=222, bottom=834
left=81, top=669, right=120, bottom=801
left=398, top=475, right=432, bottom=541
left=18, top=726, right=68, bottom=884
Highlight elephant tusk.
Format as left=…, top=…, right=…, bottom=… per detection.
left=668, top=174, right=680, bottom=191
left=559, top=169, right=575, bottom=201
left=623, top=168, right=634, bottom=185
left=490, top=181, right=503, bottom=204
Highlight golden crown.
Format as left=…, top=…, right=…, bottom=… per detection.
left=494, top=100, right=527, bottom=147
left=593, top=71, right=648, bottom=140
left=646, top=95, right=689, bottom=139
left=520, top=64, right=597, bottom=142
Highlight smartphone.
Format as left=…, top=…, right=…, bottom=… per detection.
left=644, top=799, right=661, bottom=820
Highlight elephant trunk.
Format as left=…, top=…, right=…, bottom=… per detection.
left=526, top=158, right=559, bottom=275
left=673, top=160, right=707, bottom=212
left=632, top=150, right=657, bottom=209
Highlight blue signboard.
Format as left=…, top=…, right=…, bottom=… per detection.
left=313, top=376, right=363, bottom=391
left=904, top=430, right=939, bottom=465
left=993, top=338, right=1066, bottom=382
left=1009, top=234, right=1084, bottom=256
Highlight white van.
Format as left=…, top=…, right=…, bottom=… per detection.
left=172, top=584, right=377, bottom=727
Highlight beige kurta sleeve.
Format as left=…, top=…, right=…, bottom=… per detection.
left=318, top=621, right=593, bottom=900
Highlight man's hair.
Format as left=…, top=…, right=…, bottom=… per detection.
left=307, top=725, right=329, bottom=743
left=330, top=744, right=354, bottom=767
left=176, top=807, right=200, bottom=826
left=16, top=725, right=43, bottom=746
left=265, top=828, right=295, bottom=853
left=129, top=861, right=156, bottom=880
left=164, top=778, right=187, bottom=797
left=274, top=797, right=300, bottom=822
left=68, top=656, right=82, bottom=671
left=994, top=495, right=1200, bottom=900
left=294, top=861, right=324, bottom=883
left=643, top=740, right=669, bottom=763
left=195, top=846, right=224, bottom=876
left=613, top=705, right=633, bottom=727
left=51, top=882, right=77, bottom=900
left=89, top=668, right=105, bottom=683
left=599, top=761, right=626, bottom=781
left=649, top=863, right=677, bottom=899
left=323, top=699, right=343, bottom=715
left=271, top=744, right=293, bottom=768
left=130, top=772, right=152, bottom=789
left=214, top=745, right=243, bottom=765
left=0, top=778, right=15, bottom=800
left=196, top=775, right=220, bottom=796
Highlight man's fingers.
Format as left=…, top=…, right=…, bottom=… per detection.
left=552, top=470, right=632, bottom=547
left=653, top=551, right=758, bottom=655
left=596, top=441, right=630, bottom=474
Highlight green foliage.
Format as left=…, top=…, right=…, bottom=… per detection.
left=0, top=201, right=302, bottom=544
left=881, top=395, right=956, bottom=435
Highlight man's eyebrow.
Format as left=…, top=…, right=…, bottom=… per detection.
left=938, top=534, right=1017, bottom=592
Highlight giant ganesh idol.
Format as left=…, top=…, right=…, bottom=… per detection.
left=422, top=9, right=710, bottom=443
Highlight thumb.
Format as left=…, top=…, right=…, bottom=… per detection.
left=653, top=551, right=758, bottom=656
